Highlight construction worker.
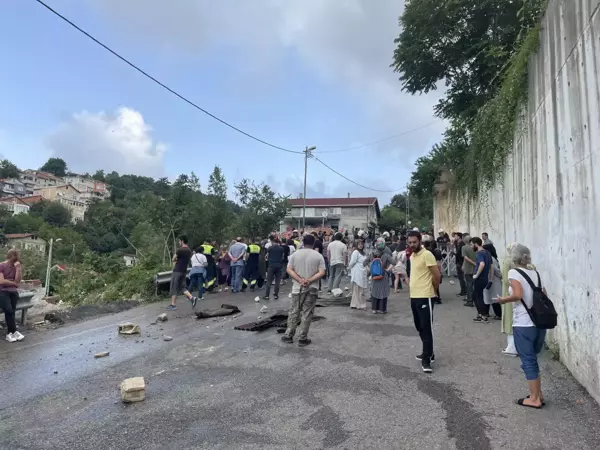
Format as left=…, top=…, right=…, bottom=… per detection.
left=292, top=229, right=301, bottom=249
left=242, top=237, right=262, bottom=292
left=200, top=239, right=218, bottom=292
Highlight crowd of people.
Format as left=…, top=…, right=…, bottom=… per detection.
left=0, top=224, right=552, bottom=409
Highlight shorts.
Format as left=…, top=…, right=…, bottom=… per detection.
left=169, top=272, right=187, bottom=296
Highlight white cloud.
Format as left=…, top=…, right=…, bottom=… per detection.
left=90, top=0, right=444, bottom=156
left=45, top=106, right=167, bottom=177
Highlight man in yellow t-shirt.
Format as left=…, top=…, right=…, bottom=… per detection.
left=408, top=230, right=441, bottom=373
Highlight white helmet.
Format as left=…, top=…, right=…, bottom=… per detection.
left=412, top=227, right=419, bottom=231
left=382, top=231, right=390, bottom=238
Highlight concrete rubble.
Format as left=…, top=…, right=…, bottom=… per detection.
left=120, top=377, right=146, bottom=403
left=118, top=323, right=141, bottom=335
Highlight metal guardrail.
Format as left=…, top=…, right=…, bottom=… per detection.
left=154, top=268, right=191, bottom=294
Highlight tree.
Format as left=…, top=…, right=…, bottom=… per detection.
left=392, top=0, right=545, bottom=123
left=40, top=157, right=68, bottom=177
left=37, top=224, right=88, bottom=263
left=0, top=159, right=19, bottom=179
left=3, top=214, right=44, bottom=234
left=235, top=179, right=288, bottom=238
left=29, top=200, right=72, bottom=228
left=206, top=166, right=231, bottom=243
left=93, top=169, right=105, bottom=182
left=378, top=206, right=405, bottom=231
left=389, top=193, right=408, bottom=212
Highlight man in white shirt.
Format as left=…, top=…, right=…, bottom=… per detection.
left=327, top=232, right=348, bottom=292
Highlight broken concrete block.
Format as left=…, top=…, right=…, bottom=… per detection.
left=120, top=377, right=145, bottom=403
left=157, top=313, right=168, bottom=322
left=163, top=335, right=173, bottom=342
left=94, top=351, right=110, bottom=358
left=254, top=296, right=260, bottom=302
left=118, top=323, right=141, bottom=335
left=331, top=288, right=344, bottom=298
left=260, top=305, right=268, bottom=313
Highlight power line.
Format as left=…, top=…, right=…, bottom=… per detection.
left=312, top=156, right=405, bottom=193
left=315, top=122, right=437, bottom=154
left=34, top=0, right=303, bottom=155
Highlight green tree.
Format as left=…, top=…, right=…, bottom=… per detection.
left=37, top=224, right=88, bottom=263
left=235, top=179, right=288, bottom=238
left=93, top=169, right=105, bottom=182
left=3, top=214, right=44, bottom=234
left=29, top=200, right=72, bottom=227
left=378, top=206, right=405, bottom=231
left=0, top=159, right=19, bottom=179
left=206, top=166, right=232, bottom=243
left=40, top=157, right=68, bottom=177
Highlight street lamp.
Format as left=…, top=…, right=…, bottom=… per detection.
left=303, top=145, right=317, bottom=230
left=45, top=238, right=62, bottom=297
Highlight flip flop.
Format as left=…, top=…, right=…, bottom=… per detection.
left=527, top=395, right=546, bottom=406
left=517, top=398, right=543, bottom=409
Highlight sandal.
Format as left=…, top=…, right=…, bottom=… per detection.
left=527, top=395, right=546, bottom=406
left=517, top=398, right=543, bottom=409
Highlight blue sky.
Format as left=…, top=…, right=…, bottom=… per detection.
left=0, top=0, right=444, bottom=204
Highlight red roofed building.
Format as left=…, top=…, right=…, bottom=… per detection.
left=4, top=233, right=47, bottom=253
left=285, top=196, right=380, bottom=231
left=0, top=196, right=30, bottom=215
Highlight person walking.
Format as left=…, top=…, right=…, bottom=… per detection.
left=482, top=244, right=503, bottom=319
left=167, top=235, right=197, bottom=311
left=282, top=234, right=326, bottom=346
left=0, top=249, right=25, bottom=342
left=407, top=230, right=441, bottom=373
left=348, top=239, right=368, bottom=310
left=497, top=243, right=547, bottom=409
left=228, top=237, right=246, bottom=293
left=264, top=236, right=284, bottom=300
left=188, top=247, right=208, bottom=300
left=454, top=232, right=466, bottom=296
left=369, top=238, right=394, bottom=314
left=327, top=232, right=347, bottom=293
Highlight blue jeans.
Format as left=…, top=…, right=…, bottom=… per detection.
left=513, top=326, right=546, bottom=380
left=188, top=272, right=205, bottom=298
left=231, top=264, right=244, bottom=292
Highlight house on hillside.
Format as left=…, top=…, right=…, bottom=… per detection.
left=285, top=197, right=380, bottom=232
left=0, top=196, right=30, bottom=215
left=33, top=184, right=87, bottom=222
left=0, top=178, right=28, bottom=197
left=4, top=233, right=47, bottom=253
left=20, top=170, right=63, bottom=194
left=63, top=175, right=111, bottom=203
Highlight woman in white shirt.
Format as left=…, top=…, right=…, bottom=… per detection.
left=348, top=240, right=368, bottom=310
left=498, top=243, right=546, bottom=409
left=188, top=249, right=208, bottom=300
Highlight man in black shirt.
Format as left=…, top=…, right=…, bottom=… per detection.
left=264, top=236, right=285, bottom=300
left=454, top=232, right=467, bottom=296
left=168, top=235, right=197, bottom=311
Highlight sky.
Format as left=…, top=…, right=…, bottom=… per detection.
left=0, top=0, right=444, bottom=205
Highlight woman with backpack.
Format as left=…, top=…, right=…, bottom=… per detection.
left=369, top=238, right=394, bottom=314
left=498, top=243, right=552, bottom=409
left=348, top=239, right=368, bottom=310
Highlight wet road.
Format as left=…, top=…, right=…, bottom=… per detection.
left=1, top=282, right=599, bottom=449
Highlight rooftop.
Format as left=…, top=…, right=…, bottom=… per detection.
left=287, top=197, right=378, bottom=207
left=5, top=233, right=38, bottom=239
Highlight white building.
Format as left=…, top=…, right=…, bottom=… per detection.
left=20, top=170, right=63, bottom=194
left=63, top=175, right=111, bottom=203
left=0, top=196, right=30, bottom=215
left=0, top=178, right=28, bottom=197
left=285, top=197, right=380, bottom=232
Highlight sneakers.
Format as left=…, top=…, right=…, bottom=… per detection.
left=422, top=361, right=433, bottom=373
left=473, top=315, right=489, bottom=323
left=416, top=353, right=435, bottom=363
left=13, top=331, right=25, bottom=341
left=281, top=335, right=293, bottom=344
left=166, top=305, right=177, bottom=311
left=6, top=333, right=17, bottom=343
left=263, top=296, right=269, bottom=301
left=273, top=295, right=279, bottom=300
left=190, top=297, right=198, bottom=308
left=298, top=338, right=312, bottom=347
left=456, top=292, right=466, bottom=297
left=463, top=301, right=474, bottom=307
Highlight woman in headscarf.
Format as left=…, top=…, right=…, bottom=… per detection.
left=369, top=237, right=394, bottom=313
left=348, top=239, right=368, bottom=310
left=482, top=244, right=503, bottom=320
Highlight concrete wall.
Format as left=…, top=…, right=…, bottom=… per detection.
left=434, top=0, right=600, bottom=403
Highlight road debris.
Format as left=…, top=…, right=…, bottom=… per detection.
left=163, top=335, right=173, bottom=341
left=94, top=351, right=110, bottom=358
left=195, top=304, right=240, bottom=319
left=254, top=296, right=260, bottom=302
left=260, top=305, right=268, bottom=313
left=53, top=370, right=58, bottom=374
left=118, top=323, right=141, bottom=335
left=120, top=377, right=146, bottom=403
left=157, top=313, right=168, bottom=322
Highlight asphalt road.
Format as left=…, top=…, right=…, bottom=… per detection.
left=1, top=279, right=599, bottom=450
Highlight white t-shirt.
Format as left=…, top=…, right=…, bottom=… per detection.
left=328, top=240, right=348, bottom=265
left=191, top=253, right=207, bottom=268
left=508, top=268, right=539, bottom=327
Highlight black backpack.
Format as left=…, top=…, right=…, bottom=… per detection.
left=515, top=269, right=558, bottom=329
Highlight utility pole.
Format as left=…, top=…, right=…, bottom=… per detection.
left=302, top=145, right=317, bottom=230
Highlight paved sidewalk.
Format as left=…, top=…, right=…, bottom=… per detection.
left=0, top=281, right=599, bottom=449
